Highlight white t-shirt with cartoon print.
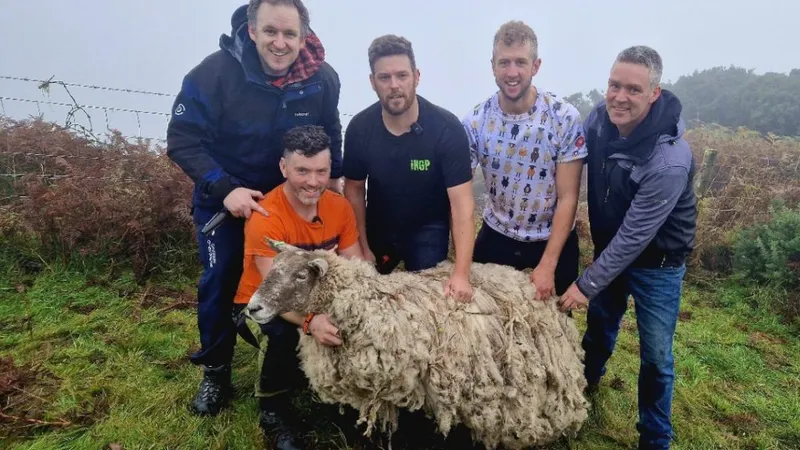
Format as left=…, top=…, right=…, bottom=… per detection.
left=462, top=90, right=587, bottom=242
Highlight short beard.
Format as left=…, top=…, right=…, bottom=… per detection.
left=292, top=187, right=322, bottom=206
left=382, top=91, right=415, bottom=116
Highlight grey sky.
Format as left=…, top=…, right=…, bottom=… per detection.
left=1, top=0, right=797, bottom=140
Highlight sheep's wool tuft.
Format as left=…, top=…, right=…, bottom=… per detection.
left=297, top=255, right=589, bottom=450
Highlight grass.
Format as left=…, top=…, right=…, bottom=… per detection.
left=1, top=253, right=798, bottom=450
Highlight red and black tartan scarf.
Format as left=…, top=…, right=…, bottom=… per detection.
left=270, top=33, right=325, bottom=88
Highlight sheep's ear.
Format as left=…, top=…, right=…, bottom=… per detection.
left=308, top=258, right=328, bottom=277
left=266, top=239, right=301, bottom=253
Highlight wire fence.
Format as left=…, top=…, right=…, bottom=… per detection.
left=0, top=74, right=366, bottom=206
left=0, top=74, right=358, bottom=144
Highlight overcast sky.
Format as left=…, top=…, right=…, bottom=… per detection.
left=1, top=0, right=797, bottom=140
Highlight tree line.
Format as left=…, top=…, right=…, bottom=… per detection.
left=564, top=66, right=800, bottom=137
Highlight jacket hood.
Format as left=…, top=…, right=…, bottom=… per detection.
left=219, top=4, right=326, bottom=88
left=596, top=89, right=684, bottom=163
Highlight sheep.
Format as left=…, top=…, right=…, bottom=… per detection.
left=245, top=239, right=590, bottom=450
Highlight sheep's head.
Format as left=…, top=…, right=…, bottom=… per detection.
left=244, top=239, right=329, bottom=324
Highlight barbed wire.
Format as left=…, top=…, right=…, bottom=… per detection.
left=0, top=173, right=157, bottom=183
left=0, top=96, right=171, bottom=118
left=0, top=75, right=174, bottom=98
left=1, top=149, right=169, bottom=163
left=1, top=75, right=358, bottom=118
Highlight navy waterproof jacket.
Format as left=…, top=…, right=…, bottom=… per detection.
left=576, top=90, right=697, bottom=299
left=166, top=5, right=343, bottom=210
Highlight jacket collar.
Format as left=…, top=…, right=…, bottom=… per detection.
left=596, top=89, right=683, bottom=164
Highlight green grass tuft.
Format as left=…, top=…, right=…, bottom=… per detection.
left=1, top=257, right=798, bottom=449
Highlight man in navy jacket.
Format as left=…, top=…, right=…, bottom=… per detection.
left=166, top=0, right=343, bottom=422
left=560, top=46, right=697, bottom=449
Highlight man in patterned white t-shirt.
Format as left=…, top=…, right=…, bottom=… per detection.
left=462, top=20, right=587, bottom=300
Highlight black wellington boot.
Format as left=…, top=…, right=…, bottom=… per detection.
left=259, top=395, right=302, bottom=450
left=190, top=364, right=233, bottom=416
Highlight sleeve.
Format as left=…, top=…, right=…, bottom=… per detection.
left=321, top=67, right=344, bottom=179
left=337, top=199, right=360, bottom=250
left=580, top=105, right=601, bottom=166
left=166, top=69, right=241, bottom=202
left=438, top=124, right=473, bottom=188
left=460, top=111, right=481, bottom=171
left=243, top=206, right=288, bottom=259
left=575, top=165, right=690, bottom=298
left=556, top=105, right=587, bottom=164
left=342, top=120, right=367, bottom=181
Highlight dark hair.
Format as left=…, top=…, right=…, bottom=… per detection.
left=368, top=34, right=416, bottom=73
left=282, top=125, right=330, bottom=158
left=247, top=0, right=310, bottom=37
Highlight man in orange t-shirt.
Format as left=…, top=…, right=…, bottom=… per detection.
left=234, top=125, right=363, bottom=446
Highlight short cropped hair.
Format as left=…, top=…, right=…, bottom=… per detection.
left=615, top=45, right=663, bottom=88
left=368, top=34, right=416, bottom=73
left=493, top=21, right=538, bottom=60
left=282, top=125, right=330, bottom=158
left=247, top=0, right=310, bottom=37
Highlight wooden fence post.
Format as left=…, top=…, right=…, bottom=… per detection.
left=695, top=148, right=718, bottom=198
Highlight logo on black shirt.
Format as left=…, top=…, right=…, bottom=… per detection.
left=410, top=159, right=431, bottom=171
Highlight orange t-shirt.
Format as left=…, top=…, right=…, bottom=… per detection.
left=233, top=183, right=359, bottom=304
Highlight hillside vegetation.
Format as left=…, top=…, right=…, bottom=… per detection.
left=1, top=117, right=799, bottom=449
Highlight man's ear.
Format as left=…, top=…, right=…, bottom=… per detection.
left=279, top=157, right=288, bottom=178
left=308, top=258, right=328, bottom=277
left=532, top=58, right=542, bottom=77
left=649, top=85, right=662, bottom=105
left=369, top=73, right=377, bottom=93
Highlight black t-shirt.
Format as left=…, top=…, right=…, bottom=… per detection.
left=343, top=95, right=472, bottom=236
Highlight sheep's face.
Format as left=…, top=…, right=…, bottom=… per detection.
left=245, top=241, right=328, bottom=325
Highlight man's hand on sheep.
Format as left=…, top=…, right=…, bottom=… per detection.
left=361, top=245, right=376, bottom=264
left=223, top=187, right=269, bottom=218
left=530, top=265, right=556, bottom=301
left=558, top=282, right=588, bottom=312
left=444, top=271, right=473, bottom=303
left=308, top=314, right=343, bottom=347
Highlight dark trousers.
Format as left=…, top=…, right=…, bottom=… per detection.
left=190, top=206, right=245, bottom=367
left=369, top=220, right=451, bottom=274
left=582, top=265, right=686, bottom=450
left=472, top=221, right=580, bottom=295
left=256, top=317, right=306, bottom=399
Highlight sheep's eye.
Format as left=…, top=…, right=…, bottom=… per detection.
left=296, top=270, right=308, bottom=280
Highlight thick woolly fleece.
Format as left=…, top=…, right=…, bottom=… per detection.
left=288, top=252, right=590, bottom=450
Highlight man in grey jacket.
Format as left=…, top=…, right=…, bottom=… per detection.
left=559, top=46, right=697, bottom=450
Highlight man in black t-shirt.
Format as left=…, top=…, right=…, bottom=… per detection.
left=342, top=34, right=476, bottom=303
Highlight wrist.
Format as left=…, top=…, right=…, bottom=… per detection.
left=302, top=312, right=317, bottom=335
left=453, top=266, right=471, bottom=278
left=575, top=277, right=593, bottom=299
left=537, top=255, right=558, bottom=272
left=210, top=176, right=238, bottom=202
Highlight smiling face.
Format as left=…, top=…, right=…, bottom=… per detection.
left=248, top=2, right=305, bottom=76
left=492, top=41, right=541, bottom=104
left=605, top=62, right=661, bottom=136
left=280, top=148, right=331, bottom=206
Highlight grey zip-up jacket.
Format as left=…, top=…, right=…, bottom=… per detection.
left=576, top=92, right=697, bottom=299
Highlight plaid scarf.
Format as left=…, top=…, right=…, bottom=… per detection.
left=270, top=33, right=325, bottom=88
